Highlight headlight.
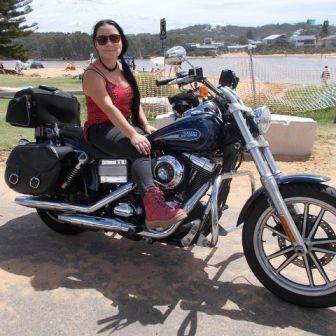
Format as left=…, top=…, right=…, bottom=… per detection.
left=253, top=106, right=271, bottom=134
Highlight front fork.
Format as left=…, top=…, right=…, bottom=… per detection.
left=232, top=109, right=307, bottom=254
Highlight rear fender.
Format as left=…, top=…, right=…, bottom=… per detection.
left=237, top=174, right=330, bottom=226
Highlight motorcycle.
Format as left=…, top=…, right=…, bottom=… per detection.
left=4, top=46, right=336, bottom=308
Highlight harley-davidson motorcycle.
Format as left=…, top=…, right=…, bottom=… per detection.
left=4, top=46, right=336, bottom=308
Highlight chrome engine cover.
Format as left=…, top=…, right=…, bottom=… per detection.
left=153, top=155, right=184, bottom=189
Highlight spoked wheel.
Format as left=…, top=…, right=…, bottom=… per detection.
left=242, top=183, right=336, bottom=307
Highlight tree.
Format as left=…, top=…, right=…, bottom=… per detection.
left=246, top=30, right=254, bottom=40
left=320, top=20, right=329, bottom=38
left=0, top=0, right=37, bottom=60
left=300, top=29, right=317, bottom=36
left=237, top=35, right=249, bottom=45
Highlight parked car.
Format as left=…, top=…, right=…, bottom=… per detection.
left=30, top=61, right=44, bottom=69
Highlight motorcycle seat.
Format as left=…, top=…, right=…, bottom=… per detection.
left=61, top=126, right=124, bottom=160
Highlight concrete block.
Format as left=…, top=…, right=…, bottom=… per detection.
left=265, top=114, right=317, bottom=157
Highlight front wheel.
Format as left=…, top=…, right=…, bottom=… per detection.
left=242, top=182, right=336, bottom=307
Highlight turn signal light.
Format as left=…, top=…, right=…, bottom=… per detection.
left=199, top=85, right=208, bottom=98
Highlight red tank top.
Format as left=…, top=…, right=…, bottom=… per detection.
left=83, top=65, right=133, bottom=139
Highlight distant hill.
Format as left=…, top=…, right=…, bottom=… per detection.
left=14, top=22, right=336, bottom=60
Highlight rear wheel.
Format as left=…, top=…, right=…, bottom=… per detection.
left=37, top=209, right=85, bottom=235
left=242, top=183, right=336, bottom=307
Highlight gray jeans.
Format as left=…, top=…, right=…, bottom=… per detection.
left=88, top=123, right=155, bottom=195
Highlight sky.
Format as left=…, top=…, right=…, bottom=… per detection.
left=25, top=0, right=336, bottom=35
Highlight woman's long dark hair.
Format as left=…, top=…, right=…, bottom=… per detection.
left=92, top=19, right=140, bottom=126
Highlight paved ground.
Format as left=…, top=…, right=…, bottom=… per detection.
left=1, top=165, right=336, bottom=336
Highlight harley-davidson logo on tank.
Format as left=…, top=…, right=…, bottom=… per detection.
left=158, top=129, right=201, bottom=142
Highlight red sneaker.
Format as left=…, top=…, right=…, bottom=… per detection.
left=143, top=187, right=187, bottom=229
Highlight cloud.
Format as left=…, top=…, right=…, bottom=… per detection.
left=205, top=0, right=252, bottom=8
left=136, top=14, right=156, bottom=21
left=25, top=0, right=336, bottom=34
left=70, top=20, right=81, bottom=27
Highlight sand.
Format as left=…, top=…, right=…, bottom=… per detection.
left=20, top=67, right=84, bottom=78
left=15, top=51, right=336, bottom=78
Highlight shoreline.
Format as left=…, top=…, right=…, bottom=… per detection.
left=170, top=52, right=336, bottom=60
left=218, top=52, right=336, bottom=58
left=0, top=51, right=335, bottom=79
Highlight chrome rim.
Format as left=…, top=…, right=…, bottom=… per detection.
left=254, top=197, right=336, bottom=296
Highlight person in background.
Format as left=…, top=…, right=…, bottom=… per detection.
left=321, top=66, right=330, bottom=85
left=15, top=60, right=22, bottom=73
left=88, top=53, right=95, bottom=64
left=82, top=19, right=187, bottom=229
left=131, top=59, right=136, bottom=71
left=64, top=61, right=76, bottom=71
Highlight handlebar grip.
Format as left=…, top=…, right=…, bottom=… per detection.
left=155, top=77, right=176, bottom=86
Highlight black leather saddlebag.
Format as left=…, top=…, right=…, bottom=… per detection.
left=6, top=85, right=80, bottom=127
left=5, top=144, right=73, bottom=195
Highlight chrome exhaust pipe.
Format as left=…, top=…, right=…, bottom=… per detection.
left=58, top=214, right=138, bottom=233
left=15, top=183, right=135, bottom=213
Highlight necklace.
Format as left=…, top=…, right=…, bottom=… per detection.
left=99, top=58, right=118, bottom=72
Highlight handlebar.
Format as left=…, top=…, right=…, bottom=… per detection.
left=155, top=77, right=178, bottom=86
left=169, top=76, right=195, bottom=85
left=156, top=75, right=196, bottom=87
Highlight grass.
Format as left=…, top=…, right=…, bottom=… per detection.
left=0, top=74, right=82, bottom=90
left=291, top=107, right=336, bottom=122
left=0, top=73, right=178, bottom=97
left=266, top=83, right=336, bottom=116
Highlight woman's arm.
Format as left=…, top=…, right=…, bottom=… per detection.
left=138, top=104, right=157, bottom=134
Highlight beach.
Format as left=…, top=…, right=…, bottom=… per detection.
left=19, top=67, right=85, bottom=78
left=1, top=52, right=335, bottom=84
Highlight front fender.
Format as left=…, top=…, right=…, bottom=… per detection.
left=236, top=174, right=330, bottom=226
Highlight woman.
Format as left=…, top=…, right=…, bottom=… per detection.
left=82, top=19, right=186, bottom=229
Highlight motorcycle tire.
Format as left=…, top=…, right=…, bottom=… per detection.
left=37, top=209, right=85, bottom=235
left=242, top=182, right=336, bottom=308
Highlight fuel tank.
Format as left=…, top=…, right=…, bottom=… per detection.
left=148, top=112, right=222, bottom=153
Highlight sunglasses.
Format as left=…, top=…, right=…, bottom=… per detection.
left=95, top=34, right=121, bottom=45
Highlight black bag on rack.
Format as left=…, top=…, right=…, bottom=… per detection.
left=6, top=85, right=80, bottom=127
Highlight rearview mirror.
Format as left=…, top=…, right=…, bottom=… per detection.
left=164, top=46, right=186, bottom=65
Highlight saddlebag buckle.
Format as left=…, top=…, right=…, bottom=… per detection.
left=29, top=177, right=40, bottom=189
left=9, top=173, right=19, bottom=185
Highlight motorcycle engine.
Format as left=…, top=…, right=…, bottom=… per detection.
left=153, top=155, right=184, bottom=189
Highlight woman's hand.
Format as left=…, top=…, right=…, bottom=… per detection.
left=144, top=124, right=157, bottom=134
left=130, top=132, right=151, bottom=155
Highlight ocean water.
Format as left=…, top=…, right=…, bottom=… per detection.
left=2, top=55, right=336, bottom=85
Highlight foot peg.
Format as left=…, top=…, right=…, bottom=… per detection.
left=181, top=220, right=201, bottom=247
